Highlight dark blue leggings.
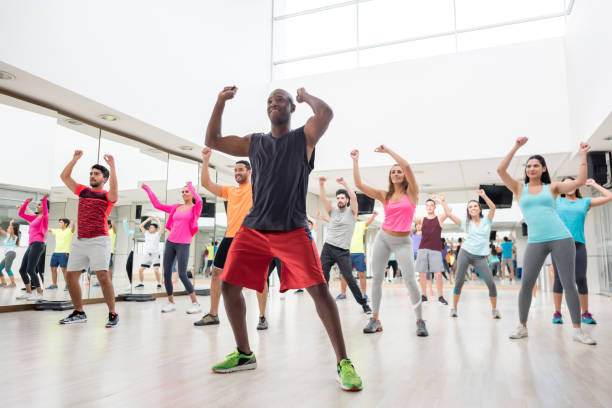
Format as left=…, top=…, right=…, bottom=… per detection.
left=19, top=242, right=45, bottom=287
left=163, top=241, right=194, bottom=295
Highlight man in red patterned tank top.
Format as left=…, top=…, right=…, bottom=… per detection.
left=58, top=150, right=119, bottom=328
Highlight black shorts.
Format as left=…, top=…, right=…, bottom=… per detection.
left=213, top=237, right=234, bottom=270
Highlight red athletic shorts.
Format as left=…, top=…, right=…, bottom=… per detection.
left=221, top=226, right=325, bottom=293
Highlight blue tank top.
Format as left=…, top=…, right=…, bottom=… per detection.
left=518, top=184, right=571, bottom=243
left=555, top=197, right=591, bottom=244
left=3, top=235, right=17, bottom=251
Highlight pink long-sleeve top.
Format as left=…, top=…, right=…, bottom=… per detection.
left=19, top=196, right=49, bottom=245
left=142, top=182, right=203, bottom=244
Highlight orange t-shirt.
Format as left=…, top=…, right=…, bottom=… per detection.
left=222, top=183, right=253, bottom=238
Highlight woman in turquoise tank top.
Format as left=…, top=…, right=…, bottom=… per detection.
left=497, top=137, right=596, bottom=345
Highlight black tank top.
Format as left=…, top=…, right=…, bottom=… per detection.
left=242, top=126, right=314, bottom=230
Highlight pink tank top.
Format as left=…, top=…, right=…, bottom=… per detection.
left=382, top=195, right=415, bottom=232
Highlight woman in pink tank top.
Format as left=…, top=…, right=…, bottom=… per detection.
left=351, top=145, right=428, bottom=337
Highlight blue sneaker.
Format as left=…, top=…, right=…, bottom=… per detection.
left=105, top=312, right=119, bottom=328
left=59, top=310, right=87, bottom=324
left=581, top=312, right=597, bottom=325
left=552, top=311, right=563, bottom=324
left=45, top=284, right=58, bottom=290
left=64, top=285, right=69, bottom=291
left=336, top=293, right=346, bottom=300
left=363, top=294, right=368, bottom=301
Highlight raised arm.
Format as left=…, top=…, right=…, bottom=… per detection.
left=318, top=177, right=333, bottom=216
left=365, top=210, right=378, bottom=227
left=142, top=184, right=174, bottom=213
left=122, top=219, right=135, bottom=237
left=103, top=154, right=118, bottom=203
left=139, top=217, right=152, bottom=234
left=60, top=150, right=83, bottom=193
left=8, top=220, right=16, bottom=239
left=432, top=194, right=450, bottom=225
left=205, top=86, right=251, bottom=157
left=18, top=199, right=36, bottom=223
left=337, top=177, right=358, bottom=217
left=200, top=148, right=223, bottom=197
left=297, top=88, right=333, bottom=156
left=497, top=137, right=527, bottom=197
left=375, top=145, right=419, bottom=203
left=70, top=220, right=76, bottom=233
left=553, top=143, right=591, bottom=196
left=188, top=181, right=203, bottom=215
left=41, top=195, right=49, bottom=232
left=351, top=149, right=386, bottom=203
left=443, top=199, right=461, bottom=227
left=477, top=189, right=496, bottom=221
left=585, top=179, right=612, bottom=208
left=316, top=210, right=330, bottom=223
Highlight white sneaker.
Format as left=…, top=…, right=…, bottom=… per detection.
left=185, top=303, right=202, bottom=314
left=26, top=292, right=43, bottom=301
left=492, top=309, right=501, bottom=319
left=509, top=325, right=528, bottom=339
left=573, top=328, right=597, bottom=345
left=449, top=308, right=458, bottom=318
left=161, top=302, right=176, bottom=313
left=123, top=284, right=132, bottom=291
left=16, top=292, right=31, bottom=300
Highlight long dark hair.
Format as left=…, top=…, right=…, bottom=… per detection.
left=385, top=164, right=409, bottom=202
left=465, top=200, right=483, bottom=229
left=560, top=176, right=582, bottom=198
left=7, top=223, right=20, bottom=246
left=525, top=155, right=552, bottom=184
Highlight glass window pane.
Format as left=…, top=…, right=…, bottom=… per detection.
left=455, top=0, right=565, bottom=29
left=274, top=0, right=350, bottom=17
left=457, top=17, right=565, bottom=52
left=359, top=0, right=455, bottom=46
left=273, top=51, right=358, bottom=79
left=273, top=6, right=357, bottom=61
left=360, top=35, right=456, bottom=67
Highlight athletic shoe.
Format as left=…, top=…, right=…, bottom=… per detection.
left=123, top=284, right=132, bottom=291
left=59, top=310, right=87, bottom=324
left=0, top=283, right=6, bottom=288
left=105, top=312, right=119, bottom=328
left=363, top=294, right=368, bottom=301
left=336, top=293, right=346, bottom=300
left=363, top=317, right=382, bottom=333
left=194, top=313, right=220, bottom=326
left=256, top=316, right=268, bottom=330
left=212, top=349, right=257, bottom=373
left=6, top=283, right=16, bottom=288
left=186, top=303, right=202, bottom=314
left=449, top=308, right=458, bottom=318
left=421, top=295, right=427, bottom=302
left=26, top=292, right=43, bottom=301
left=337, top=359, right=363, bottom=391
left=45, top=284, right=58, bottom=290
left=20, top=287, right=27, bottom=291
left=362, top=304, right=372, bottom=314
left=64, top=285, right=69, bottom=291
left=135, top=283, right=144, bottom=288
left=93, top=282, right=101, bottom=287
left=161, top=302, right=176, bottom=313
left=16, top=292, right=31, bottom=300
left=438, top=296, right=448, bottom=305
left=295, top=289, right=304, bottom=294
left=552, top=311, right=563, bottom=324
left=509, top=325, right=528, bottom=339
left=416, top=320, right=429, bottom=337
left=492, top=309, right=501, bottom=319
left=573, top=328, right=596, bottom=345
left=581, top=312, right=597, bottom=325
left=156, top=283, right=162, bottom=289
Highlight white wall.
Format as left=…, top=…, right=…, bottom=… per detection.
left=271, top=39, right=572, bottom=170
left=565, top=0, right=612, bottom=145
left=0, top=0, right=273, bottom=144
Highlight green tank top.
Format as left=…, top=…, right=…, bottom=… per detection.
left=518, top=184, right=571, bottom=243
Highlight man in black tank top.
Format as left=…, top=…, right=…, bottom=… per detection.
left=204, top=86, right=363, bottom=391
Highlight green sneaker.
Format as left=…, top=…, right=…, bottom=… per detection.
left=337, top=359, right=363, bottom=391
left=212, top=349, right=257, bottom=373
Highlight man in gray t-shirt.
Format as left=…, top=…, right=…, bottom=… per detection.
left=318, top=176, right=371, bottom=314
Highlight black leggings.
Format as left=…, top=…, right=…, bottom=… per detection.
left=163, top=241, right=193, bottom=295
left=126, top=250, right=134, bottom=283
left=387, top=260, right=398, bottom=277
left=321, top=243, right=366, bottom=306
left=266, top=257, right=282, bottom=286
left=19, top=241, right=45, bottom=288
left=553, top=241, right=587, bottom=294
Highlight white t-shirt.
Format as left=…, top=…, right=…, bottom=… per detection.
left=144, top=231, right=160, bottom=254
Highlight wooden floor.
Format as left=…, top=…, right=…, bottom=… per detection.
left=2, top=282, right=611, bottom=408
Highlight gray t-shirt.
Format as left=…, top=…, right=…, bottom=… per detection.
left=325, top=207, right=356, bottom=250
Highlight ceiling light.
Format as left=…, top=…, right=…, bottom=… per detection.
left=64, top=118, right=83, bottom=125
left=99, top=114, right=117, bottom=121
left=0, top=70, right=15, bottom=80
left=179, top=145, right=193, bottom=151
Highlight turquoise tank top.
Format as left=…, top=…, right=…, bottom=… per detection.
left=518, top=184, right=571, bottom=243
left=3, top=235, right=17, bottom=251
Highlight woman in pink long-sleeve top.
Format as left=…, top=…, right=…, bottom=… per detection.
left=142, top=182, right=203, bottom=314
left=15, top=195, right=49, bottom=301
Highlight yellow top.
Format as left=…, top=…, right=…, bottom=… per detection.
left=109, top=229, right=117, bottom=254
left=349, top=221, right=368, bottom=254
left=51, top=228, right=74, bottom=253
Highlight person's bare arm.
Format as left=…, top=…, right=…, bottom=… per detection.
left=60, top=150, right=83, bottom=193
left=71, top=220, right=76, bottom=233
left=351, top=149, right=386, bottom=203
left=374, top=145, right=419, bottom=204
left=139, top=217, right=151, bottom=234
left=318, top=177, right=333, bottom=216
left=337, top=177, right=358, bottom=218
left=433, top=194, right=450, bottom=225
left=552, top=143, right=591, bottom=196
left=443, top=199, right=461, bottom=227
left=298, top=88, right=333, bottom=156
left=200, top=147, right=224, bottom=197
left=497, top=137, right=527, bottom=197
left=205, top=86, right=251, bottom=157
left=585, top=179, right=612, bottom=208
left=316, top=210, right=330, bottom=223
left=103, top=154, right=118, bottom=203
left=477, top=189, right=496, bottom=221
left=365, top=210, right=378, bottom=227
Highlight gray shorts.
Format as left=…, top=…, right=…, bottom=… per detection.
left=501, top=257, right=513, bottom=269
left=415, top=248, right=444, bottom=273
left=67, top=236, right=111, bottom=272
left=141, top=252, right=161, bottom=267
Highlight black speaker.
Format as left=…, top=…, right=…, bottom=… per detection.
left=135, top=205, right=142, bottom=219
left=489, top=230, right=497, bottom=241
left=521, top=223, right=528, bottom=237
left=200, top=197, right=216, bottom=218
left=355, top=192, right=375, bottom=215
left=479, top=185, right=513, bottom=209
left=587, top=151, right=612, bottom=187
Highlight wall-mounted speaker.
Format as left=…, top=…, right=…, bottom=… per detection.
left=135, top=205, right=142, bottom=219
left=587, top=151, right=612, bottom=188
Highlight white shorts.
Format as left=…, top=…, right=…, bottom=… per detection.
left=67, top=236, right=111, bottom=272
left=141, top=252, right=161, bottom=267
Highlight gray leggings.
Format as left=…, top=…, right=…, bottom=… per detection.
left=520, top=238, right=581, bottom=324
left=454, top=249, right=497, bottom=297
left=371, top=230, right=422, bottom=319
left=163, top=241, right=194, bottom=296
left=0, top=251, right=17, bottom=277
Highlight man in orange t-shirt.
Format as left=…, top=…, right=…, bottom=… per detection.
left=194, top=148, right=252, bottom=327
